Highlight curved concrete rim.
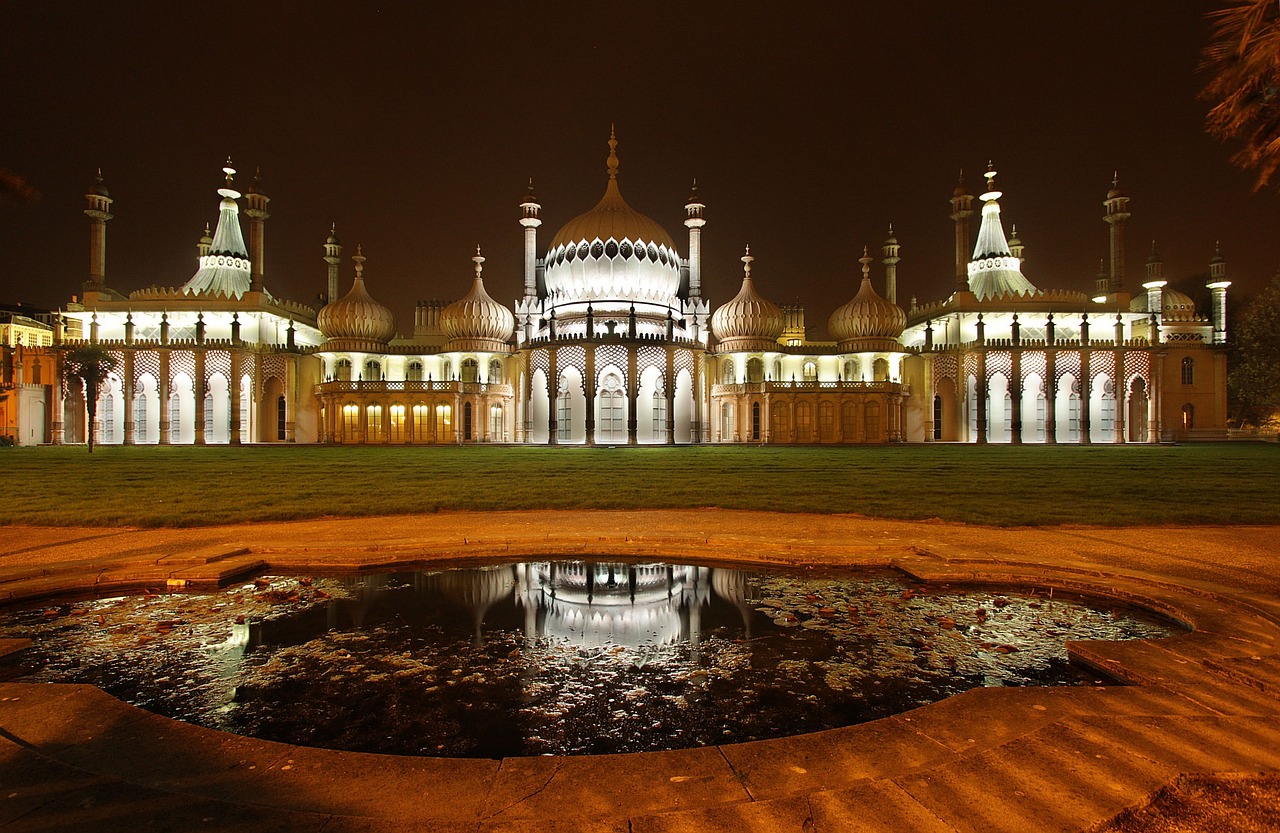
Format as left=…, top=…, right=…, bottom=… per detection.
left=1, top=509, right=1279, bottom=832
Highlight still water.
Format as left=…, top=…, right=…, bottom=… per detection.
left=0, top=561, right=1177, bottom=757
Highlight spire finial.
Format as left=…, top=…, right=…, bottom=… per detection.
left=741, top=245, right=753, bottom=278
left=984, top=161, right=997, bottom=186
left=222, top=157, right=236, bottom=186
left=353, top=244, right=366, bottom=279
left=473, top=244, right=485, bottom=279
left=1113, top=171, right=1119, bottom=189
left=860, top=245, right=874, bottom=280
left=607, top=125, right=619, bottom=180
left=203, top=221, right=212, bottom=236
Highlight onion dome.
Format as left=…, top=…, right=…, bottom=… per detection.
left=88, top=168, right=109, bottom=198
left=440, top=247, right=516, bottom=352
left=1161, top=287, right=1199, bottom=322
left=542, top=128, right=681, bottom=310
left=828, top=247, right=906, bottom=351
left=317, top=245, right=397, bottom=350
left=711, top=247, right=785, bottom=351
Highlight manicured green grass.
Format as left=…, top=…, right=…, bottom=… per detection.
left=2, top=443, right=1277, bottom=529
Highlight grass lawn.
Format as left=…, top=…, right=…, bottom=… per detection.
left=3, top=442, right=1277, bottom=529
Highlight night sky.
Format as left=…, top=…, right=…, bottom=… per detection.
left=3, top=1, right=1277, bottom=336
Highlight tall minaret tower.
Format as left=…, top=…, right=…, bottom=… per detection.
left=84, top=169, right=113, bottom=295
left=244, top=167, right=270, bottom=294
left=685, top=180, right=706, bottom=301
left=520, top=179, right=541, bottom=303
left=197, top=223, right=213, bottom=258
left=881, top=224, right=900, bottom=305
left=1103, top=174, right=1131, bottom=295
left=1207, top=241, right=1231, bottom=345
left=949, top=170, right=974, bottom=294
left=324, top=224, right=343, bottom=304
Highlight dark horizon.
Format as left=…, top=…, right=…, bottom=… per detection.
left=3, top=1, right=1277, bottom=336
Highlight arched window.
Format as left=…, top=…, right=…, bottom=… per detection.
left=773, top=360, right=783, bottom=381
left=435, top=403, right=452, bottom=440
left=721, top=361, right=735, bottom=384
left=1035, top=383, right=1047, bottom=441
left=389, top=404, right=406, bottom=442
left=169, top=394, right=180, bottom=443
left=342, top=403, right=359, bottom=439
left=490, top=404, right=504, bottom=441
left=652, top=383, right=667, bottom=440
left=802, top=361, right=818, bottom=383
left=335, top=358, right=352, bottom=382
left=204, top=392, right=213, bottom=436
left=366, top=404, right=383, bottom=441
left=463, top=401, right=473, bottom=440
left=842, top=360, right=856, bottom=381
left=1068, top=380, right=1081, bottom=442
left=1182, top=403, right=1195, bottom=431
left=1181, top=356, right=1194, bottom=386
left=843, top=401, right=859, bottom=438
left=1100, top=380, right=1116, bottom=434
left=751, top=401, right=761, bottom=441
left=746, top=358, right=764, bottom=384
left=439, top=359, right=452, bottom=381
left=406, top=361, right=424, bottom=383
left=489, top=359, right=503, bottom=384
left=873, top=358, right=889, bottom=382
left=599, top=373, right=624, bottom=442
left=462, top=359, right=479, bottom=383
left=795, top=402, right=813, bottom=440
left=817, top=401, right=835, bottom=441
left=363, top=359, right=381, bottom=382
left=864, top=401, right=882, bottom=441
left=412, top=403, right=429, bottom=440
left=720, top=401, right=735, bottom=441
left=556, top=380, right=572, bottom=442
left=135, top=394, right=147, bottom=443
left=102, top=394, right=114, bottom=440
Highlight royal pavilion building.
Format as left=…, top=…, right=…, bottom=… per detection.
left=0, top=134, right=1232, bottom=447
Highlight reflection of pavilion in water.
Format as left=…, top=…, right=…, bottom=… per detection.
left=240, top=562, right=755, bottom=653
left=428, top=561, right=753, bottom=648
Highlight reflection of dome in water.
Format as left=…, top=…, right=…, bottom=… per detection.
left=515, top=561, right=711, bottom=648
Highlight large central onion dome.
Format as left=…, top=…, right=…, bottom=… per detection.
left=317, top=245, right=397, bottom=350
left=542, top=130, right=682, bottom=312
left=711, top=248, right=784, bottom=351
left=828, top=248, right=906, bottom=351
left=441, top=248, right=516, bottom=352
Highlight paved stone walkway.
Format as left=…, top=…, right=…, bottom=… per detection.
left=1, top=511, right=1278, bottom=832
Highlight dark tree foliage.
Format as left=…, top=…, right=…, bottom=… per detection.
left=1228, top=269, right=1280, bottom=427
left=1202, top=1, right=1280, bottom=190
left=62, top=346, right=119, bottom=453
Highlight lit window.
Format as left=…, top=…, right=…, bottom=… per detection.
left=1181, top=357, right=1194, bottom=386
left=803, top=362, right=817, bottom=383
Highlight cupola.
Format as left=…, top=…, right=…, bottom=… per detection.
left=317, top=245, right=397, bottom=350
left=440, top=247, right=516, bottom=352
left=710, top=247, right=785, bottom=351
left=828, top=247, right=906, bottom=351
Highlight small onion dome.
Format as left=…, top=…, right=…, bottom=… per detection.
left=1161, top=287, right=1199, bottom=322
left=317, top=245, right=397, bottom=350
left=88, top=169, right=109, bottom=197
left=440, top=247, right=516, bottom=352
left=828, top=247, right=906, bottom=351
left=711, top=247, right=785, bottom=351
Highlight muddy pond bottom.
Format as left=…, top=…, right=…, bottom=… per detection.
left=0, top=561, right=1178, bottom=758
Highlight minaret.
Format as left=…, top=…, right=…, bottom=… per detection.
left=685, top=179, right=706, bottom=301
left=881, top=224, right=900, bottom=305
left=324, top=224, right=343, bottom=303
left=244, top=167, right=270, bottom=294
left=1142, top=242, right=1167, bottom=341
left=1207, top=241, right=1231, bottom=344
left=1008, top=225, right=1024, bottom=263
left=519, top=179, right=541, bottom=302
left=84, top=169, right=113, bottom=295
left=1094, top=258, right=1110, bottom=297
left=949, top=170, right=974, bottom=293
left=197, top=223, right=213, bottom=258
left=1103, top=174, right=1131, bottom=294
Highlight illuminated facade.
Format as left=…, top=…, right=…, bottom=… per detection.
left=10, top=140, right=1231, bottom=447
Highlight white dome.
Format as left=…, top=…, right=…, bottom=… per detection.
left=317, top=251, right=396, bottom=350
left=542, top=133, right=681, bottom=313
left=711, top=252, right=784, bottom=351
left=441, top=252, right=515, bottom=351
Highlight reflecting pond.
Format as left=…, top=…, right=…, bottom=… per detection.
left=0, top=561, right=1178, bottom=757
